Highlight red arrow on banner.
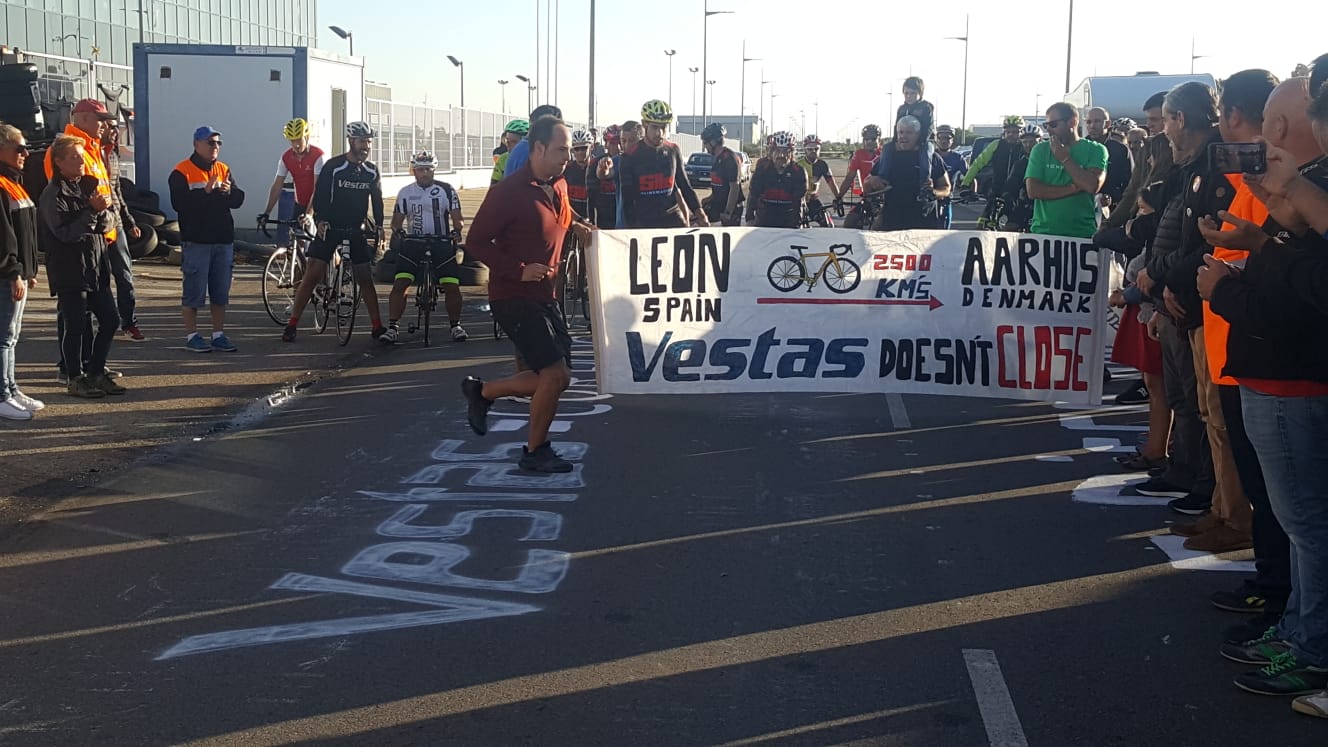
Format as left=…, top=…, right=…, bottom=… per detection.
left=757, top=296, right=944, bottom=310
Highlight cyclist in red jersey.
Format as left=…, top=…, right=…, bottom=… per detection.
left=258, top=118, right=325, bottom=228
left=746, top=132, right=807, bottom=228
left=619, top=100, right=707, bottom=228
left=565, top=129, right=594, bottom=219
left=587, top=125, right=621, bottom=229
left=836, top=123, right=882, bottom=228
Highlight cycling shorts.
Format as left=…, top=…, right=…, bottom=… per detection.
left=309, top=227, right=373, bottom=265
left=395, top=238, right=461, bottom=284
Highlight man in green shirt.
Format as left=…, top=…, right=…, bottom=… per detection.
left=1025, top=102, right=1108, bottom=238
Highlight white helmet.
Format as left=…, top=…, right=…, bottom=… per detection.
left=769, top=131, right=797, bottom=149
left=571, top=128, right=594, bottom=147
left=410, top=150, right=437, bottom=168
left=1020, top=124, right=1044, bottom=139
left=346, top=121, right=375, bottom=139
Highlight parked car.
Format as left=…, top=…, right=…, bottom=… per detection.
left=685, top=152, right=713, bottom=188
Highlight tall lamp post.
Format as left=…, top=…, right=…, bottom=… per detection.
left=515, top=74, right=535, bottom=114
left=739, top=40, right=760, bottom=145
left=702, top=0, right=733, bottom=129
left=1190, top=37, right=1207, bottom=75
left=498, top=79, right=509, bottom=114
left=328, top=25, right=353, bottom=55
left=706, top=80, right=716, bottom=124
left=944, top=13, right=970, bottom=143
left=770, top=90, right=781, bottom=135
left=664, top=50, right=676, bottom=108
left=447, top=55, right=465, bottom=108
left=1064, top=0, right=1074, bottom=95
left=759, top=74, right=771, bottom=139
left=688, top=66, right=700, bottom=133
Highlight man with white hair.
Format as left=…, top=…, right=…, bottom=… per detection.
left=864, top=116, right=951, bottom=231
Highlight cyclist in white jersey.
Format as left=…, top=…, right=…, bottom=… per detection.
left=382, top=151, right=466, bottom=343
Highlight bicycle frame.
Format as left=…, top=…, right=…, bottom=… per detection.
left=790, top=244, right=853, bottom=288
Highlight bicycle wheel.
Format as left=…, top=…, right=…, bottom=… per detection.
left=335, top=262, right=359, bottom=346
left=422, top=283, right=435, bottom=346
left=261, top=248, right=298, bottom=326
left=766, top=256, right=806, bottom=292
left=576, top=256, right=589, bottom=323
left=563, top=248, right=583, bottom=323
left=313, top=262, right=331, bottom=333
left=824, top=258, right=862, bottom=294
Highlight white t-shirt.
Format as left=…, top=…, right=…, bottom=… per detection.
left=394, top=180, right=460, bottom=237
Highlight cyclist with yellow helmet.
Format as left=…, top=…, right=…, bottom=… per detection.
left=258, top=118, right=325, bottom=228
left=491, top=119, right=529, bottom=185
left=619, top=99, right=707, bottom=228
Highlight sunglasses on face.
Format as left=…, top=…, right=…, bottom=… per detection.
left=1044, top=119, right=1066, bottom=129
left=206, top=139, right=222, bottom=147
left=7, top=144, right=31, bottom=153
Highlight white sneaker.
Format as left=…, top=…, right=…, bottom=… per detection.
left=379, top=326, right=399, bottom=344
left=11, top=391, right=44, bottom=412
left=1294, top=689, right=1328, bottom=719
left=0, top=397, right=32, bottom=421
left=451, top=324, right=468, bottom=342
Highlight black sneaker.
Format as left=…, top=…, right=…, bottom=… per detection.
left=1148, top=464, right=1169, bottom=478
left=519, top=442, right=573, bottom=473
left=1169, top=492, right=1212, bottom=515
left=460, top=376, right=492, bottom=436
left=1115, top=380, right=1149, bottom=405
left=1233, top=652, right=1328, bottom=696
left=282, top=324, right=298, bottom=343
left=1220, top=626, right=1291, bottom=665
left=1212, top=582, right=1272, bottom=614
left=1133, top=477, right=1187, bottom=498
left=1224, top=611, right=1286, bottom=645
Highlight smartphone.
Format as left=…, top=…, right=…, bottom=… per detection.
left=1210, top=142, right=1267, bottom=175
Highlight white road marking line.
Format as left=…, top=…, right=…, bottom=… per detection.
left=1150, top=535, right=1256, bottom=573
left=963, top=649, right=1029, bottom=747
left=1057, top=413, right=1148, bottom=432
left=1070, top=474, right=1158, bottom=505
left=885, top=393, right=911, bottom=429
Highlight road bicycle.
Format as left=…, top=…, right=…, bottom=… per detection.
left=766, top=243, right=861, bottom=294
left=558, top=233, right=589, bottom=326
left=835, top=190, right=887, bottom=231
left=259, top=217, right=331, bottom=331
left=801, top=197, right=836, bottom=228
left=401, top=235, right=461, bottom=347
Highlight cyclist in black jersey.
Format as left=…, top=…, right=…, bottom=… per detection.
left=586, top=125, right=621, bottom=229
left=798, top=135, right=836, bottom=226
left=700, top=123, right=743, bottom=226
left=619, top=99, right=707, bottom=229
left=565, top=129, right=594, bottom=219
left=283, top=121, right=386, bottom=342
left=746, top=131, right=808, bottom=228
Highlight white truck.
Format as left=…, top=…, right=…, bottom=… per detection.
left=1063, top=72, right=1218, bottom=122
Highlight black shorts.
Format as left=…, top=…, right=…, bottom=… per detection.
left=309, top=227, right=373, bottom=265
left=490, top=297, right=572, bottom=372
left=395, top=238, right=461, bottom=284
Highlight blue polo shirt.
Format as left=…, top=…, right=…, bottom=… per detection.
left=503, top=138, right=531, bottom=178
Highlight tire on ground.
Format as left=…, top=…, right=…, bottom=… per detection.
left=458, top=260, right=488, bottom=287
left=130, top=208, right=165, bottom=227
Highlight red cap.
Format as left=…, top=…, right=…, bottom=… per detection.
left=72, top=98, right=115, bottom=118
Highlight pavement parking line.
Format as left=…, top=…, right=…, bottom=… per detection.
left=886, top=393, right=911, bottom=429
left=963, top=649, right=1029, bottom=747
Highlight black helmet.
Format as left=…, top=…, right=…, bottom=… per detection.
left=701, top=123, right=727, bottom=143
left=862, top=123, right=882, bottom=140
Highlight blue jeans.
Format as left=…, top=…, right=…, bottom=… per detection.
left=109, top=231, right=137, bottom=329
left=1242, top=386, right=1328, bottom=668
left=0, top=286, right=25, bottom=399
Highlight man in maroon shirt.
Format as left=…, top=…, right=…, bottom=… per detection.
left=461, top=116, right=594, bottom=473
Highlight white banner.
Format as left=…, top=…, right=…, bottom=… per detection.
left=588, top=228, right=1108, bottom=404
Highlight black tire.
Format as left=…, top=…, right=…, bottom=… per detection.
left=457, top=260, right=488, bottom=287
left=127, top=223, right=158, bottom=260
left=262, top=248, right=301, bottom=326
left=823, top=258, right=861, bottom=294
left=127, top=189, right=161, bottom=213
left=130, top=208, right=165, bottom=227
left=420, top=284, right=433, bottom=347
left=766, top=256, right=805, bottom=292
left=335, top=263, right=359, bottom=346
left=157, top=225, right=181, bottom=245
left=314, top=266, right=331, bottom=333
left=152, top=241, right=178, bottom=259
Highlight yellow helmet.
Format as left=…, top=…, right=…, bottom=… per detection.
left=640, top=99, right=674, bottom=125
left=283, top=118, right=311, bottom=140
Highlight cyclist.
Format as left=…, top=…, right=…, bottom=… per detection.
left=700, top=123, right=743, bottom=226
left=382, top=151, right=466, bottom=344
left=492, top=119, right=529, bottom=185
left=565, top=128, right=594, bottom=219
left=798, top=134, right=836, bottom=227
left=835, top=123, right=882, bottom=228
left=992, top=124, right=1044, bottom=231
left=745, top=131, right=807, bottom=228
left=619, top=100, right=707, bottom=228
left=258, top=118, right=325, bottom=233
left=504, top=104, right=562, bottom=178
left=963, top=115, right=1026, bottom=229
left=587, top=124, right=620, bottom=229
left=282, top=120, right=386, bottom=343
left=933, top=124, right=968, bottom=228
left=864, top=116, right=951, bottom=231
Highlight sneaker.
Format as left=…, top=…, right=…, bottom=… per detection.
left=123, top=324, right=146, bottom=342
left=379, top=326, right=399, bottom=344
left=1292, top=690, right=1328, bottom=719
left=461, top=376, right=491, bottom=436
left=1212, top=582, right=1273, bottom=614
left=11, top=391, right=45, bottom=412
left=211, top=333, right=238, bottom=352
left=0, top=397, right=32, bottom=421
left=1184, top=524, right=1253, bottom=553
left=451, top=324, right=468, bottom=342
left=1148, top=464, right=1168, bottom=478
left=519, top=442, right=574, bottom=473
left=1170, top=512, right=1220, bottom=537
left=56, top=369, right=69, bottom=385
left=104, top=368, right=123, bottom=379
left=1114, top=380, right=1149, bottom=405
left=1225, top=611, right=1286, bottom=645
left=1220, top=627, right=1291, bottom=665
left=1233, top=651, right=1328, bottom=696
left=1133, top=477, right=1187, bottom=499
left=282, top=324, right=298, bottom=343
left=89, top=372, right=127, bottom=395
left=1169, top=493, right=1213, bottom=516
left=185, top=335, right=212, bottom=353
left=66, top=375, right=106, bottom=399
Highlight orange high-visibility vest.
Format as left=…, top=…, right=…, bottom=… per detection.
left=172, top=157, right=231, bottom=194
left=1203, top=175, right=1268, bottom=387
left=44, top=124, right=117, bottom=242
left=0, top=174, right=33, bottom=210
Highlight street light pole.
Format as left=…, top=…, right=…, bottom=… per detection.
left=945, top=13, right=970, bottom=142
left=702, top=0, right=734, bottom=129
left=1190, top=37, right=1207, bottom=75
left=707, top=80, right=716, bottom=122
left=759, top=73, right=771, bottom=140
left=589, top=0, right=596, bottom=127
left=516, top=74, right=535, bottom=114
left=771, top=90, right=781, bottom=135
left=328, top=25, right=353, bottom=55
left=664, top=50, right=676, bottom=109
left=689, top=66, right=699, bottom=133
left=498, top=79, right=509, bottom=114
left=447, top=56, right=465, bottom=108
left=1064, top=0, right=1074, bottom=95
left=739, top=40, right=760, bottom=145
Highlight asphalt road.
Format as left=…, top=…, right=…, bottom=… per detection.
left=0, top=205, right=1320, bottom=746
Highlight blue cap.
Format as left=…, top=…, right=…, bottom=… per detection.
left=193, top=125, right=222, bottom=141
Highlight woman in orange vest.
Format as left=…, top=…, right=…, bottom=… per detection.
left=0, top=124, right=42, bottom=419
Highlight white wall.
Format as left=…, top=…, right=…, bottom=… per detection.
left=304, top=51, right=364, bottom=157
left=143, top=52, right=294, bottom=218
left=382, top=166, right=493, bottom=197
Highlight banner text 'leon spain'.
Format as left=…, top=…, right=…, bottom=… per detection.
left=628, top=232, right=730, bottom=323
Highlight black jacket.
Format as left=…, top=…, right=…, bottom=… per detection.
left=39, top=174, right=112, bottom=294
left=168, top=153, right=245, bottom=244
left=1094, top=136, right=1134, bottom=206
left=0, top=163, right=39, bottom=282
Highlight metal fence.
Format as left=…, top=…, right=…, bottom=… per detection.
left=365, top=99, right=586, bottom=176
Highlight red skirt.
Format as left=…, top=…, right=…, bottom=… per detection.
left=1111, top=304, right=1162, bottom=375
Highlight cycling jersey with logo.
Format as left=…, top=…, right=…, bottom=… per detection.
left=564, top=159, right=592, bottom=218
left=846, top=148, right=879, bottom=196
left=313, top=154, right=384, bottom=230
left=394, top=179, right=460, bottom=237
left=749, top=161, right=808, bottom=228
left=586, top=155, right=618, bottom=229
left=619, top=140, right=702, bottom=228
left=709, top=148, right=742, bottom=212
left=797, top=158, right=832, bottom=196
left=275, top=145, right=326, bottom=208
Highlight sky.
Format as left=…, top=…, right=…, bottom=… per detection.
left=319, top=0, right=1322, bottom=140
